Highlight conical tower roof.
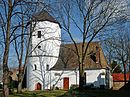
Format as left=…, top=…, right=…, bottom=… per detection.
left=32, top=11, right=59, bottom=24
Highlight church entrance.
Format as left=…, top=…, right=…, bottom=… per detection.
left=35, top=83, right=42, bottom=90
left=63, top=77, right=69, bottom=90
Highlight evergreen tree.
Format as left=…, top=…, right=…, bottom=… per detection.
left=111, top=60, right=122, bottom=73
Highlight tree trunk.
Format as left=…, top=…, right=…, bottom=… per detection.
left=3, top=0, right=12, bottom=96
left=17, top=59, right=23, bottom=93
left=123, top=63, right=127, bottom=85
left=79, top=75, right=84, bottom=89
left=17, top=81, right=22, bottom=93
left=17, top=15, right=24, bottom=93
left=3, top=41, right=10, bottom=97
left=17, top=61, right=22, bottom=93
left=3, top=71, right=9, bottom=97
left=17, top=70, right=24, bottom=93
left=79, top=62, right=84, bottom=90
left=3, top=85, right=9, bottom=97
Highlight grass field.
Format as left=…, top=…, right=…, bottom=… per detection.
left=8, top=88, right=130, bottom=97
left=9, top=90, right=67, bottom=97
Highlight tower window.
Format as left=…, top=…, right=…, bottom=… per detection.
left=38, top=45, right=41, bottom=49
left=34, top=64, right=37, bottom=70
left=38, top=31, right=41, bottom=38
left=46, top=64, right=49, bottom=71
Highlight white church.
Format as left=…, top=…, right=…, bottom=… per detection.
left=26, top=11, right=113, bottom=91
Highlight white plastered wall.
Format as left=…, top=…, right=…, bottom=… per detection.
left=26, top=21, right=61, bottom=91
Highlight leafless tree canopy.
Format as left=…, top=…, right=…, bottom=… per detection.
left=0, top=0, right=51, bottom=95
left=101, top=25, right=130, bottom=84
left=50, top=0, right=130, bottom=88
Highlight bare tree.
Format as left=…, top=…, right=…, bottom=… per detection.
left=52, top=44, right=77, bottom=88
left=13, top=16, right=30, bottom=93
left=103, top=29, right=130, bottom=85
left=0, top=0, right=14, bottom=96
left=0, top=0, right=49, bottom=95
left=11, top=1, right=50, bottom=93
left=52, top=0, right=129, bottom=89
left=0, top=43, right=3, bottom=85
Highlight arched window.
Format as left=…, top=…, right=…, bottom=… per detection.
left=34, top=64, right=37, bottom=70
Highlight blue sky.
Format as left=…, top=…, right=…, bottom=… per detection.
left=0, top=0, right=130, bottom=68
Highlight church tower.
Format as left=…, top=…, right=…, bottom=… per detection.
left=26, top=11, right=61, bottom=91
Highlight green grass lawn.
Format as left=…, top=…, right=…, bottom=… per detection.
left=9, top=90, right=67, bottom=97
left=9, top=89, right=130, bottom=97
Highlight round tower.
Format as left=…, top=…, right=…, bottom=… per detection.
left=26, top=11, right=61, bottom=91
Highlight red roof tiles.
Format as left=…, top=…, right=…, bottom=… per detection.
left=112, top=73, right=130, bottom=82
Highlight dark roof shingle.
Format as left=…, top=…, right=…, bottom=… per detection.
left=32, top=11, right=60, bottom=24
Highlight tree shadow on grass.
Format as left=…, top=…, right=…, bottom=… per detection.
left=58, top=87, right=130, bottom=97
left=119, top=81, right=130, bottom=91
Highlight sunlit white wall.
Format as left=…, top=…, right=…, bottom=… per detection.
left=27, top=21, right=61, bottom=91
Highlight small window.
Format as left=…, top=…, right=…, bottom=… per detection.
left=34, top=64, right=37, bottom=70
left=55, top=73, right=60, bottom=76
left=38, top=45, right=41, bottom=49
left=38, top=31, right=41, bottom=38
left=46, top=64, right=49, bottom=71
left=96, top=46, right=99, bottom=51
left=90, top=54, right=96, bottom=62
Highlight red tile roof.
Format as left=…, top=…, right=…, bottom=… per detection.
left=112, top=73, right=130, bottom=82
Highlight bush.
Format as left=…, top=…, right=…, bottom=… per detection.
left=83, top=84, right=95, bottom=89
left=70, top=84, right=78, bottom=90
